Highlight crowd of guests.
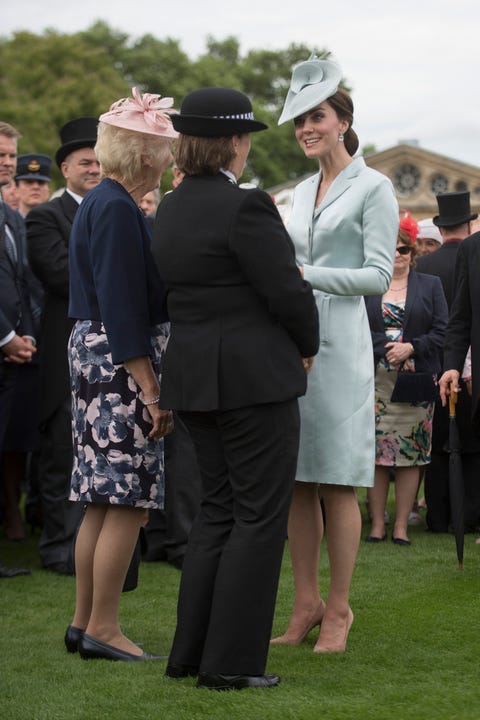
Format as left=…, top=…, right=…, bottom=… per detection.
left=1, top=53, right=480, bottom=689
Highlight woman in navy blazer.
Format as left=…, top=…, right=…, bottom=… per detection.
left=364, top=220, right=448, bottom=545
left=65, top=89, right=177, bottom=662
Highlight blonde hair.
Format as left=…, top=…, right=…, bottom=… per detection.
left=95, top=122, right=172, bottom=186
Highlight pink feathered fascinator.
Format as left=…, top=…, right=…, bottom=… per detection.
left=399, top=210, right=419, bottom=244
left=99, top=87, right=178, bottom=139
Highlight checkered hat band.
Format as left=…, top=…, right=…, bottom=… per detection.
left=212, top=112, right=254, bottom=120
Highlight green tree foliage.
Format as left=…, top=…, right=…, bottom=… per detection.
left=0, top=24, right=349, bottom=189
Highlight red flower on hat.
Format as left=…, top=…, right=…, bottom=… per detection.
left=399, top=210, right=419, bottom=243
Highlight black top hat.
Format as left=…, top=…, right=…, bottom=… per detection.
left=55, top=117, right=98, bottom=168
left=15, top=153, right=52, bottom=182
left=172, top=87, right=268, bottom=137
left=433, top=191, right=478, bottom=227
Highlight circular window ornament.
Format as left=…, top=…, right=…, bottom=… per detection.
left=394, top=164, right=421, bottom=196
left=430, top=174, right=449, bottom=194
left=455, top=180, right=468, bottom=192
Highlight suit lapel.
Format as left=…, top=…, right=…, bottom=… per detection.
left=59, top=190, right=80, bottom=225
left=403, top=271, right=419, bottom=331
left=316, top=157, right=364, bottom=214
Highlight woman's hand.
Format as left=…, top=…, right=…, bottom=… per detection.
left=385, top=341, right=413, bottom=367
left=302, top=357, right=314, bottom=374
left=147, top=405, right=174, bottom=439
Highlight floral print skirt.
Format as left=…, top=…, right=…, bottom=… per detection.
left=68, top=320, right=169, bottom=508
left=375, top=364, right=434, bottom=467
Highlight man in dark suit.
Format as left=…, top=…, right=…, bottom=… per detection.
left=440, top=220, right=480, bottom=536
left=26, top=118, right=100, bottom=574
left=0, top=120, right=34, bottom=577
left=417, top=192, right=480, bottom=532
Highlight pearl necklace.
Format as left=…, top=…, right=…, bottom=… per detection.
left=389, top=285, right=408, bottom=292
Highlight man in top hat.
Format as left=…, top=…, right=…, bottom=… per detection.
left=15, top=154, right=52, bottom=218
left=417, top=192, right=480, bottom=532
left=26, top=118, right=100, bottom=574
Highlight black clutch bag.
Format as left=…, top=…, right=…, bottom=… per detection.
left=390, top=371, right=437, bottom=403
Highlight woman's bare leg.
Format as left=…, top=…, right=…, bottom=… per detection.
left=74, top=504, right=145, bottom=655
left=393, top=467, right=420, bottom=543
left=271, top=482, right=325, bottom=644
left=367, top=467, right=391, bottom=539
left=313, top=484, right=360, bottom=653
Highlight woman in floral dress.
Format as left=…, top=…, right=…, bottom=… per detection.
left=365, top=217, right=448, bottom=546
left=64, top=89, right=177, bottom=661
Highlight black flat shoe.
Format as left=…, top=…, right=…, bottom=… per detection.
left=79, top=633, right=167, bottom=662
left=196, top=672, right=280, bottom=691
left=64, top=625, right=84, bottom=653
left=0, top=562, right=31, bottom=578
left=392, top=537, right=411, bottom=546
left=365, top=534, right=387, bottom=543
left=165, top=663, right=199, bottom=679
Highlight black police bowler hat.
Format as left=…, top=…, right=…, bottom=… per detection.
left=172, top=87, right=268, bottom=137
left=15, top=153, right=52, bottom=182
left=433, top=191, right=478, bottom=227
left=55, top=117, right=98, bottom=168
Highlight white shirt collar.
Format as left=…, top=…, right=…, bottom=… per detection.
left=220, top=168, right=237, bottom=185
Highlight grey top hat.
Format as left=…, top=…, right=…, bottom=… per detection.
left=433, top=191, right=478, bottom=227
left=278, top=54, right=342, bottom=125
left=15, top=153, right=52, bottom=182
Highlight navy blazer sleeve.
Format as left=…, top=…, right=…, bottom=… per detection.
left=365, top=271, right=448, bottom=373
left=69, top=184, right=167, bottom=364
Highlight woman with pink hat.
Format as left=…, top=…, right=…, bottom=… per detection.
left=64, top=89, right=177, bottom=661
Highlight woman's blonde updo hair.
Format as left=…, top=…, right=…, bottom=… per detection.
left=325, top=88, right=359, bottom=157
left=95, top=122, right=173, bottom=186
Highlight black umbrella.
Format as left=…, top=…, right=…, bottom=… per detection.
left=447, top=385, right=464, bottom=570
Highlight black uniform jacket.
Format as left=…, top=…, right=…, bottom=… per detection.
left=153, top=173, right=319, bottom=411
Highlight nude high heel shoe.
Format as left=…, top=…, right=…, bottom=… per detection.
left=313, top=608, right=354, bottom=654
left=270, top=602, right=326, bottom=645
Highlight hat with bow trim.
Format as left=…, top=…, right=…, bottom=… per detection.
left=55, top=117, right=98, bottom=168
left=99, top=87, right=178, bottom=139
left=171, top=87, right=268, bottom=137
left=278, top=54, right=342, bottom=125
left=15, top=153, right=52, bottom=182
left=433, top=191, right=478, bottom=227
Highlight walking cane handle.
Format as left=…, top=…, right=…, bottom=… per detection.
left=449, top=382, right=457, bottom=417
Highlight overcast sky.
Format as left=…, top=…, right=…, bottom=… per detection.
left=3, top=0, right=480, bottom=167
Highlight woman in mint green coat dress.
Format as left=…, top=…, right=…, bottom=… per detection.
left=271, top=56, right=398, bottom=653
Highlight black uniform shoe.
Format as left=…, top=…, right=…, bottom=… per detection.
left=196, top=672, right=280, bottom=690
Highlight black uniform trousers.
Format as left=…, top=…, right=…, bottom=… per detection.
left=168, top=398, right=299, bottom=676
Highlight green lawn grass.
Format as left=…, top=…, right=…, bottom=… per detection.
left=1, top=490, right=479, bottom=720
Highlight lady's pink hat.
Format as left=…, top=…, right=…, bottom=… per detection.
left=99, top=87, right=178, bottom=139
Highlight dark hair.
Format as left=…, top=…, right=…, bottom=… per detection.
left=398, top=227, right=418, bottom=268
left=174, top=135, right=235, bottom=176
left=326, top=88, right=359, bottom=157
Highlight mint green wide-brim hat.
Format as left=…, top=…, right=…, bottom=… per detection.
left=278, top=55, right=342, bottom=125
